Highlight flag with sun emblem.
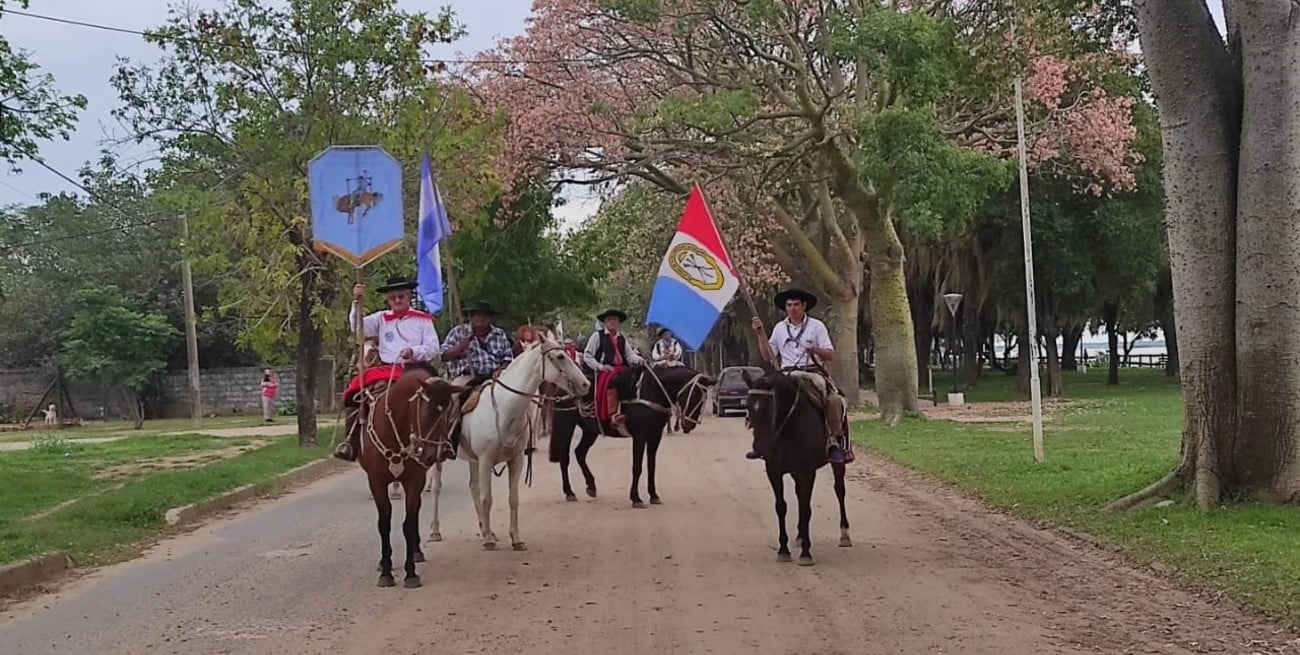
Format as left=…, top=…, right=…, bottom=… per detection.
left=645, top=185, right=740, bottom=350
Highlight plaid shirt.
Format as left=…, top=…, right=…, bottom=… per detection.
left=440, top=323, right=514, bottom=377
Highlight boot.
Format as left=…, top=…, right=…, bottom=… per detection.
left=333, top=407, right=361, bottom=461
left=605, top=388, right=624, bottom=425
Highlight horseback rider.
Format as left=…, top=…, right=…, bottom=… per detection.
left=747, top=288, right=851, bottom=465
left=440, top=301, right=514, bottom=387
left=582, top=309, right=644, bottom=427
left=651, top=327, right=684, bottom=368
left=334, top=276, right=441, bottom=462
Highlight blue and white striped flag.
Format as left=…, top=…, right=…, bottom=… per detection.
left=416, top=153, right=453, bottom=315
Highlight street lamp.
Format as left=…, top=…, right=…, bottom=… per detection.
left=942, top=293, right=963, bottom=396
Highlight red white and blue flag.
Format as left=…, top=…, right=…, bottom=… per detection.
left=645, top=185, right=740, bottom=350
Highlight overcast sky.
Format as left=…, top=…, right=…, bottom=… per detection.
left=0, top=0, right=1226, bottom=216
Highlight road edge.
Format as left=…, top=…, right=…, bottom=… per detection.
left=0, top=456, right=348, bottom=599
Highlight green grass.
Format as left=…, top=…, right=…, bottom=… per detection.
left=0, top=415, right=339, bottom=443
left=857, top=368, right=1300, bottom=622
left=0, top=434, right=328, bottom=567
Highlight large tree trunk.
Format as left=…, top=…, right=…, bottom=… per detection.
left=865, top=219, right=919, bottom=423
left=1109, top=0, right=1239, bottom=511
left=295, top=255, right=322, bottom=447
left=910, top=288, right=934, bottom=388
left=1042, top=316, right=1064, bottom=397
left=825, top=292, right=862, bottom=406
left=1232, top=4, right=1300, bottom=501
left=1102, top=301, right=1121, bottom=386
left=1062, top=324, right=1083, bottom=371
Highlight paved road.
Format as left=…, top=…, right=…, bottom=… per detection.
left=1, top=420, right=1296, bottom=654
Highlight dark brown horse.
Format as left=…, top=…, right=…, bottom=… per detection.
left=548, top=366, right=714, bottom=506
left=742, top=370, right=851, bottom=565
left=354, top=367, right=464, bottom=588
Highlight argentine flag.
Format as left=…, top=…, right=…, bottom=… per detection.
left=416, top=154, right=453, bottom=315
left=645, top=185, right=740, bottom=350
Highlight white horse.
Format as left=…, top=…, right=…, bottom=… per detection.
left=428, top=338, right=589, bottom=550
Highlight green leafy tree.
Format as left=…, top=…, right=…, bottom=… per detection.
left=110, top=0, right=501, bottom=445
left=61, top=287, right=177, bottom=428
left=0, top=0, right=86, bottom=167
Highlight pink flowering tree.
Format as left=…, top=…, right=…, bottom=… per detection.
left=471, top=0, right=1140, bottom=420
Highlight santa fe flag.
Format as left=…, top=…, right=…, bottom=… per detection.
left=645, top=185, right=740, bottom=350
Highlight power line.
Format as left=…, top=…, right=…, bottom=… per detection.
left=1, top=8, right=582, bottom=66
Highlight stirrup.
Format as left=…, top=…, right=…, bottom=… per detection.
left=333, top=442, right=357, bottom=462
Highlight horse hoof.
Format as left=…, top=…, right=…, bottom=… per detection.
left=512, top=542, right=528, bottom=552
left=586, top=487, right=597, bottom=498
left=429, top=532, right=443, bottom=543
left=631, top=501, right=646, bottom=509
left=483, top=542, right=497, bottom=551
left=649, top=497, right=662, bottom=505
left=776, top=552, right=793, bottom=563
left=565, top=494, right=578, bottom=502
left=413, top=550, right=426, bottom=563
left=797, top=556, right=816, bottom=567
left=378, top=575, right=396, bottom=587
left=839, top=536, right=853, bottom=548
left=404, top=576, right=422, bottom=589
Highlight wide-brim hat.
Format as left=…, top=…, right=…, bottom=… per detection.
left=597, top=309, right=628, bottom=322
left=774, top=288, right=818, bottom=312
left=462, top=301, right=500, bottom=317
left=376, top=275, right=418, bottom=294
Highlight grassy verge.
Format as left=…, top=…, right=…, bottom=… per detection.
left=856, top=369, right=1300, bottom=622
left=0, top=434, right=328, bottom=567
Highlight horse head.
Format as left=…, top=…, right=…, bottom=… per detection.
left=535, top=338, right=590, bottom=397
left=641, top=365, right=715, bottom=433
left=742, top=369, right=799, bottom=453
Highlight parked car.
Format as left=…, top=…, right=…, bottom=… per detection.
left=712, top=366, right=764, bottom=416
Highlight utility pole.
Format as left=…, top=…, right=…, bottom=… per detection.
left=1014, top=73, right=1045, bottom=465
left=180, top=213, right=202, bottom=429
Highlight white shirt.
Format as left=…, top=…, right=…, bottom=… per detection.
left=651, top=338, right=683, bottom=366
left=349, top=304, right=441, bottom=365
left=768, top=316, right=833, bottom=369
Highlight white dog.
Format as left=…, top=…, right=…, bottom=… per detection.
left=42, top=404, right=58, bottom=425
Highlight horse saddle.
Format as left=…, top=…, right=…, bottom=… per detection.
left=790, top=375, right=828, bottom=413
left=460, top=379, right=495, bottom=414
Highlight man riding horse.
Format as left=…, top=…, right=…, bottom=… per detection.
left=581, top=309, right=645, bottom=429
left=439, top=301, right=515, bottom=387
left=651, top=327, right=684, bottom=368
left=747, top=288, right=853, bottom=465
left=334, top=275, right=442, bottom=462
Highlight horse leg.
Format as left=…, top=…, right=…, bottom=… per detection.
left=767, top=466, right=791, bottom=562
left=630, top=433, right=647, bottom=508
left=467, top=460, right=486, bottom=538
left=647, top=431, right=663, bottom=505
left=558, top=449, right=576, bottom=502
left=477, top=458, right=498, bottom=550
left=507, top=452, right=527, bottom=551
left=833, top=462, right=852, bottom=547
left=402, top=474, right=424, bottom=588
left=794, top=471, right=816, bottom=566
left=428, top=461, right=444, bottom=542
left=367, top=475, right=396, bottom=587
left=575, top=426, right=598, bottom=498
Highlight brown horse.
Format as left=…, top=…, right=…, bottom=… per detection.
left=742, top=370, right=851, bottom=566
left=354, top=367, right=465, bottom=588
left=548, top=366, right=714, bottom=506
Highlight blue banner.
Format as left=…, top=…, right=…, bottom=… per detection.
left=308, top=146, right=404, bottom=266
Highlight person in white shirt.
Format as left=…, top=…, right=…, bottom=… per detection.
left=650, top=327, right=684, bottom=367
left=748, top=288, right=850, bottom=464
left=334, top=275, right=442, bottom=462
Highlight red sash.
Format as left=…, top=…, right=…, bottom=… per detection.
left=342, top=365, right=404, bottom=400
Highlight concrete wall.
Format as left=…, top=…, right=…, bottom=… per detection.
left=0, top=360, right=338, bottom=421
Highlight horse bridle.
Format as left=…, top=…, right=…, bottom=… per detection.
left=488, top=341, right=586, bottom=405
left=628, top=367, right=711, bottom=429
left=745, top=377, right=800, bottom=441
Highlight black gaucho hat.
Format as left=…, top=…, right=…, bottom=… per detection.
left=597, top=309, right=628, bottom=322
left=774, top=288, right=818, bottom=312
left=462, top=301, right=501, bottom=317
left=376, top=275, right=418, bottom=294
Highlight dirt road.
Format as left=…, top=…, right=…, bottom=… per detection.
left=2, top=419, right=1295, bottom=654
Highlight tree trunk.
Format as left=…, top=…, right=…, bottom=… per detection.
left=865, top=219, right=918, bottom=423
left=1015, top=321, right=1031, bottom=395
left=911, top=289, right=934, bottom=389
left=1163, top=310, right=1179, bottom=377
left=1103, top=301, right=1121, bottom=385
left=296, top=255, right=322, bottom=447
left=825, top=292, right=863, bottom=407
left=1109, top=0, right=1238, bottom=511
left=960, top=303, right=983, bottom=388
left=1232, top=4, right=1300, bottom=501
left=1062, top=324, right=1083, bottom=371
left=128, top=389, right=144, bottom=430
left=1042, top=316, right=1063, bottom=397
